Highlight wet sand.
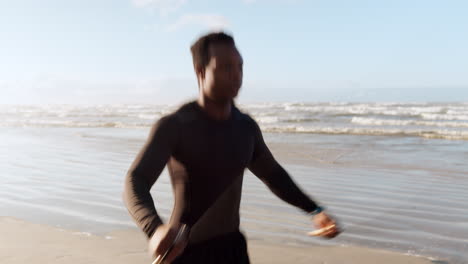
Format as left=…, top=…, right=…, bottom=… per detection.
left=0, top=217, right=436, bottom=264
left=1, top=128, right=466, bottom=263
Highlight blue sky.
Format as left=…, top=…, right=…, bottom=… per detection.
left=1, top=0, right=467, bottom=104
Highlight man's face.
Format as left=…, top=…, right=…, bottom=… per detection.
left=200, top=43, right=243, bottom=102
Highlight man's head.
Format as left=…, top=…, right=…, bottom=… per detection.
left=190, top=32, right=243, bottom=102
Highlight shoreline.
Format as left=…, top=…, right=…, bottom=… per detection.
left=0, top=216, right=440, bottom=264
left=2, top=128, right=465, bottom=263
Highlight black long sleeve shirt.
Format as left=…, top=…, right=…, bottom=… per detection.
left=123, top=100, right=318, bottom=244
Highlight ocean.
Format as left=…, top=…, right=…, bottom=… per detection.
left=2, top=102, right=468, bottom=140
left=1, top=101, right=467, bottom=263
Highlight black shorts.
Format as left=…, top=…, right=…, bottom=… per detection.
left=172, top=230, right=251, bottom=264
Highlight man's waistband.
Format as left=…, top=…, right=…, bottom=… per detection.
left=186, top=229, right=247, bottom=251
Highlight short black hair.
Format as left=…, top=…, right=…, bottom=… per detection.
left=190, top=31, right=235, bottom=72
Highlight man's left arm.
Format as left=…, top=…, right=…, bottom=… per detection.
left=247, top=120, right=319, bottom=214
left=247, top=119, right=341, bottom=238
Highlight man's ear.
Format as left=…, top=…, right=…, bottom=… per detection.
left=197, top=66, right=205, bottom=80
left=196, top=66, right=205, bottom=88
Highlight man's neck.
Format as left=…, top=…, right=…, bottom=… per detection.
left=196, top=95, right=232, bottom=121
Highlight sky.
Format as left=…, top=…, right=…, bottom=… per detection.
left=1, top=0, right=467, bottom=104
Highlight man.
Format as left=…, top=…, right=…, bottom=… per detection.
left=123, top=32, right=340, bottom=264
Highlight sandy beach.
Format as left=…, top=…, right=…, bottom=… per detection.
left=0, top=217, right=436, bottom=264
left=2, top=103, right=467, bottom=263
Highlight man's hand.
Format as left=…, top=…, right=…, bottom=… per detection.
left=308, top=212, right=341, bottom=239
left=148, top=223, right=189, bottom=264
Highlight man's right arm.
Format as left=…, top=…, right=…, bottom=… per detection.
left=123, top=115, right=178, bottom=239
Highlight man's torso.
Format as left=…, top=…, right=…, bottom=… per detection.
left=165, top=101, right=256, bottom=244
